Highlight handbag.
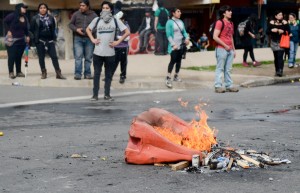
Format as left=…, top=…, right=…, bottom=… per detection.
left=172, top=19, right=187, bottom=59
left=279, top=32, right=290, bottom=49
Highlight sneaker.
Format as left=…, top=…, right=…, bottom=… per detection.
left=226, top=87, right=239, bottom=92
left=294, top=64, right=299, bottom=68
left=253, top=61, right=261, bottom=67
left=173, top=75, right=182, bottom=82
left=84, top=74, right=93, bottom=79
left=9, top=72, right=16, bottom=79
left=119, top=77, right=125, bottom=84
left=16, top=72, right=25, bottom=77
left=90, top=95, right=98, bottom=101
left=165, top=77, right=172, bottom=88
left=104, top=95, right=114, bottom=101
left=242, top=62, right=249, bottom=67
left=215, top=87, right=225, bottom=93
left=74, top=75, right=81, bottom=80
left=288, top=63, right=294, bottom=68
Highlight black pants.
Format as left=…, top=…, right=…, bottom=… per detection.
left=93, top=54, right=114, bottom=97
left=111, top=47, right=128, bottom=78
left=155, top=29, right=168, bottom=54
left=36, top=41, right=60, bottom=71
left=168, top=49, right=182, bottom=74
left=273, top=50, right=284, bottom=73
left=243, top=46, right=255, bottom=62
left=6, top=44, right=26, bottom=73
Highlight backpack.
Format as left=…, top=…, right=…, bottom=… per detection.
left=209, top=19, right=224, bottom=39
left=92, top=17, right=119, bottom=40
left=237, top=20, right=248, bottom=37
left=158, top=8, right=168, bottom=26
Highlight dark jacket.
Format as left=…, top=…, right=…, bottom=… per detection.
left=241, top=20, right=255, bottom=47
left=267, top=20, right=290, bottom=42
left=4, top=12, right=29, bottom=45
left=138, top=16, right=154, bottom=33
left=30, top=14, right=57, bottom=44
left=68, top=10, right=97, bottom=37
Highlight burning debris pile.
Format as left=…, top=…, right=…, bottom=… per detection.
left=125, top=99, right=291, bottom=172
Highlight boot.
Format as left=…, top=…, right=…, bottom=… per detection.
left=56, top=69, right=66, bottom=79
left=41, top=69, right=47, bottom=79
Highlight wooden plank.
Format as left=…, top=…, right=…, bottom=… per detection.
left=240, top=154, right=263, bottom=168
left=236, top=159, right=250, bottom=169
left=171, top=161, right=189, bottom=171
left=226, top=158, right=234, bottom=172
left=154, top=163, right=167, bottom=167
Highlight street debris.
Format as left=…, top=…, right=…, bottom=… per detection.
left=71, top=154, right=87, bottom=158
left=125, top=104, right=292, bottom=174
left=0, top=131, right=3, bottom=136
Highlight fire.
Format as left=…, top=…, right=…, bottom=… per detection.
left=154, top=100, right=217, bottom=152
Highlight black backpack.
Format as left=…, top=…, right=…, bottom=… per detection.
left=158, top=8, right=168, bottom=26
left=209, top=19, right=224, bottom=39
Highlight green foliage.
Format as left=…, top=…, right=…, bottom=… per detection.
left=0, top=43, right=6, bottom=50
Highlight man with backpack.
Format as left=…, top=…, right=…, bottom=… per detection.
left=154, top=0, right=169, bottom=55
left=213, top=5, right=239, bottom=93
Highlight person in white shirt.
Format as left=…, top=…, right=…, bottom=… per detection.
left=137, top=9, right=154, bottom=53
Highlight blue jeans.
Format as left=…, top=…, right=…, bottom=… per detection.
left=215, top=48, right=234, bottom=88
left=93, top=54, right=114, bottom=97
left=288, top=41, right=298, bottom=65
left=74, top=36, right=94, bottom=76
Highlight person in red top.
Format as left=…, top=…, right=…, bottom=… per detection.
left=213, top=5, right=239, bottom=93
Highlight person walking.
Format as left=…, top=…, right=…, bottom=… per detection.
left=137, top=9, right=154, bottom=53
left=241, top=14, right=261, bottom=67
left=164, top=8, right=189, bottom=88
left=288, top=13, right=300, bottom=68
left=213, top=5, right=239, bottom=93
left=30, top=3, right=66, bottom=79
left=154, top=0, right=169, bottom=55
left=111, top=14, right=130, bottom=84
left=69, top=0, right=97, bottom=80
left=4, top=3, right=30, bottom=79
left=86, top=1, right=130, bottom=101
left=267, top=10, right=290, bottom=77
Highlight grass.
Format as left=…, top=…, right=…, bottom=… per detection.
left=184, top=59, right=300, bottom=72
left=0, top=43, right=5, bottom=51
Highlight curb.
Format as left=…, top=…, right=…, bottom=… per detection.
left=240, top=75, right=300, bottom=88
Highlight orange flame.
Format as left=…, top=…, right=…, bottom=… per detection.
left=154, top=100, right=217, bottom=152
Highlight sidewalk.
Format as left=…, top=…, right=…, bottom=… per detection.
left=0, top=48, right=300, bottom=89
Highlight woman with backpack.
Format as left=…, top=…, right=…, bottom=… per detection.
left=288, top=13, right=300, bottom=68
left=267, top=10, right=290, bottom=77
left=241, top=14, right=261, bottom=67
left=164, top=7, right=189, bottom=88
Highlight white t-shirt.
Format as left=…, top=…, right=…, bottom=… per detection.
left=88, top=17, right=127, bottom=57
left=145, top=17, right=151, bottom=30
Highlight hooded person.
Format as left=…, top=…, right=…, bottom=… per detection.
left=4, top=3, right=30, bottom=79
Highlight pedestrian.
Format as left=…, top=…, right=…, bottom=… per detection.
left=164, top=7, right=189, bottom=88
left=30, top=3, right=66, bottom=79
left=288, top=13, right=300, bottom=68
left=69, top=0, right=97, bottom=80
left=197, top=32, right=210, bottom=52
left=213, top=5, right=239, bottom=93
left=4, top=3, right=30, bottom=79
left=111, top=13, right=130, bottom=84
left=154, top=0, right=169, bottom=55
left=137, top=9, right=154, bottom=53
left=241, top=14, right=261, bottom=67
left=267, top=10, right=290, bottom=77
left=86, top=1, right=130, bottom=101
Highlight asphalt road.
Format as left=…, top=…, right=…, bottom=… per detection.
left=0, top=84, right=300, bottom=193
